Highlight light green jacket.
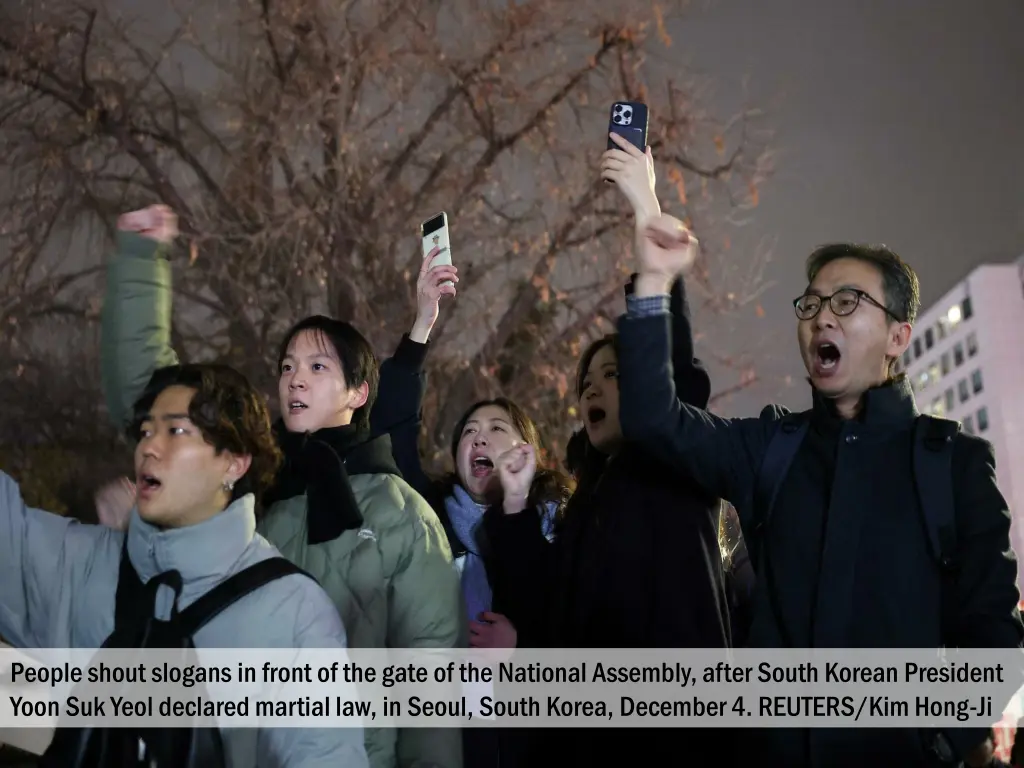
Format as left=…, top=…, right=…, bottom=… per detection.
left=100, top=232, right=465, bottom=768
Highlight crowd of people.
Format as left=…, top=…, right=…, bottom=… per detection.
left=1, top=130, right=1022, bottom=768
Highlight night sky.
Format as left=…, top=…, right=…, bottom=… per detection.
left=667, top=0, right=1024, bottom=414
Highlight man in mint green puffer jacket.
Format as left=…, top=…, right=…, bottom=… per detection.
left=99, top=205, right=465, bottom=768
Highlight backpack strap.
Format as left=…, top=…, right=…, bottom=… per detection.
left=912, top=414, right=960, bottom=569
left=114, top=538, right=147, bottom=630
left=750, top=412, right=810, bottom=571
left=749, top=412, right=810, bottom=648
left=912, top=414, right=961, bottom=647
left=177, top=558, right=316, bottom=636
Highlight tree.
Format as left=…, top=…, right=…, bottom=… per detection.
left=0, top=0, right=772, bottom=493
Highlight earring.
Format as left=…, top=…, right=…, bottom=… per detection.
left=222, top=480, right=235, bottom=493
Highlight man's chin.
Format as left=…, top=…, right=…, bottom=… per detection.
left=806, top=369, right=846, bottom=395
left=282, top=412, right=314, bottom=433
left=136, top=503, right=164, bottom=525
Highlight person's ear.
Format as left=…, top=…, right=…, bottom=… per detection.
left=347, top=381, right=369, bottom=411
left=224, top=453, right=252, bottom=489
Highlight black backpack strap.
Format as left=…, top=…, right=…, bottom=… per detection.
left=750, top=412, right=810, bottom=648
left=912, top=414, right=960, bottom=645
left=177, top=558, right=315, bottom=636
left=750, top=412, right=810, bottom=571
left=114, top=537, right=146, bottom=630
left=913, top=415, right=960, bottom=568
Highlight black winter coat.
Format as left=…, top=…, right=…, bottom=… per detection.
left=483, top=277, right=730, bottom=766
left=616, top=309, right=1024, bottom=768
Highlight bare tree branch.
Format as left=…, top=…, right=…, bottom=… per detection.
left=0, top=0, right=774, bottom=475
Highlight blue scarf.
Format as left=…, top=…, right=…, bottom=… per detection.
left=444, top=485, right=558, bottom=622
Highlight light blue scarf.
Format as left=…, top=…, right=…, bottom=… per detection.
left=444, top=485, right=558, bottom=622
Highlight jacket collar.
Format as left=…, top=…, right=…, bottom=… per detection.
left=126, top=494, right=256, bottom=586
left=811, top=373, right=919, bottom=431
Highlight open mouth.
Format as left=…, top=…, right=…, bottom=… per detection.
left=815, top=342, right=841, bottom=371
left=470, top=455, right=494, bottom=478
left=288, top=400, right=308, bottom=413
left=587, top=406, right=607, bottom=426
left=136, top=473, right=162, bottom=498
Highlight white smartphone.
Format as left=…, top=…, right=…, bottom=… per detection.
left=421, top=211, right=454, bottom=287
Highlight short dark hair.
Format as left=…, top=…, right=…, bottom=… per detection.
left=805, top=243, right=921, bottom=324
left=129, top=364, right=283, bottom=503
left=276, top=315, right=379, bottom=432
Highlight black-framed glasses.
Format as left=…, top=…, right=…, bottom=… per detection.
left=793, top=288, right=902, bottom=322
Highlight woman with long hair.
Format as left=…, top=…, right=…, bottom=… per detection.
left=482, top=135, right=731, bottom=765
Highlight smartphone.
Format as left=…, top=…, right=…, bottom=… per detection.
left=421, top=212, right=454, bottom=287
left=624, top=272, right=638, bottom=298
left=607, top=101, right=649, bottom=151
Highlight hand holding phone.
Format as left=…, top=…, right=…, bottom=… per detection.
left=411, top=212, right=457, bottom=343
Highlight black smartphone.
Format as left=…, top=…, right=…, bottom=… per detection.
left=607, top=101, right=649, bottom=151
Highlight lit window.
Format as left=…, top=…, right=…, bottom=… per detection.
left=972, top=369, right=983, bottom=394
left=947, top=304, right=962, bottom=326
left=941, top=352, right=951, bottom=375
left=967, top=333, right=978, bottom=357
left=962, top=296, right=973, bottom=320
left=964, top=415, right=974, bottom=434
left=954, top=343, right=964, bottom=367
left=931, top=397, right=944, bottom=416
left=928, top=362, right=940, bottom=384
left=977, top=406, right=988, bottom=432
left=958, top=380, right=969, bottom=403
left=937, top=318, right=948, bottom=340
left=944, top=388, right=954, bottom=412
left=919, top=370, right=930, bottom=390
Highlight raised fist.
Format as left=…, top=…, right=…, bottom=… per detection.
left=637, top=214, right=698, bottom=279
left=95, top=477, right=135, bottom=531
left=117, top=204, right=178, bottom=244
left=497, top=443, right=536, bottom=514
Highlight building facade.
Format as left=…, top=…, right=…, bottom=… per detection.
left=896, top=255, right=1024, bottom=587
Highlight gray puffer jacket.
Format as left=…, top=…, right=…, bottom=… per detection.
left=0, top=471, right=368, bottom=768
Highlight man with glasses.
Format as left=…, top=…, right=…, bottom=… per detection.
left=613, top=214, right=1022, bottom=768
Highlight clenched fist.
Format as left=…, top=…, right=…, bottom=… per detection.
left=497, top=443, right=536, bottom=515
left=95, top=477, right=135, bottom=531
left=117, top=204, right=178, bottom=244
left=631, top=214, right=698, bottom=297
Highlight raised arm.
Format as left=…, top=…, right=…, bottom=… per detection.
left=626, top=271, right=711, bottom=409
left=100, top=206, right=180, bottom=431
left=616, top=215, right=775, bottom=507
left=0, top=472, right=118, bottom=648
left=370, top=248, right=456, bottom=502
left=603, top=132, right=710, bottom=410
